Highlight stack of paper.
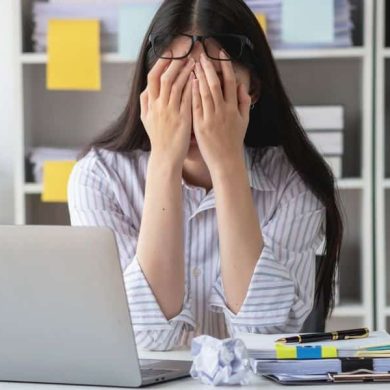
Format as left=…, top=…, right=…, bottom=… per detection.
left=32, top=0, right=162, bottom=54
left=237, top=331, right=390, bottom=383
left=238, top=330, right=390, bottom=360
left=244, top=0, right=354, bottom=49
left=294, top=105, right=344, bottom=178
left=27, top=146, right=80, bottom=183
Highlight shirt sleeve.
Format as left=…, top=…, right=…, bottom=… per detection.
left=208, top=169, right=326, bottom=335
left=67, top=150, right=196, bottom=350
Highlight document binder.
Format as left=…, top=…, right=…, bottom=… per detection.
left=264, top=369, right=390, bottom=385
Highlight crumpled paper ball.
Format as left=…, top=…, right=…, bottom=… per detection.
left=190, top=335, right=253, bottom=386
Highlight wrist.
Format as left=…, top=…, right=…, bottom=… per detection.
left=209, top=152, right=246, bottom=179
left=148, top=152, right=183, bottom=178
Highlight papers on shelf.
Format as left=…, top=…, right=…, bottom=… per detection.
left=295, top=106, right=344, bottom=130
left=244, top=0, right=354, bottom=49
left=307, top=132, right=344, bottom=155
left=294, top=105, right=344, bottom=177
left=32, top=0, right=163, bottom=53
left=28, top=147, right=80, bottom=183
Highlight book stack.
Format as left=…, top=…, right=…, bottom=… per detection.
left=31, top=0, right=162, bottom=53
left=237, top=331, right=390, bottom=385
left=244, top=0, right=354, bottom=49
left=294, top=105, right=344, bottom=178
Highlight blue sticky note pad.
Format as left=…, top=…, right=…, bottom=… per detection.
left=297, top=346, right=322, bottom=359
left=282, top=0, right=334, bottom=44
left=118, top=2, right=161, bottom=60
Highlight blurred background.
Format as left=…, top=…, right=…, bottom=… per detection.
left=0, top=0, right=388, bottom=331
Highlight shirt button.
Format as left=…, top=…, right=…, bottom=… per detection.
left=192, top=267, right=201, bottom=278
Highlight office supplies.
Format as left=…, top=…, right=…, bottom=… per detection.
left=276, top=327, right=369, bottom=344
left=42, top=160, right=76, bottom=202
left=282, top=0, right=334, bottom=44
left=0, top=226, right=191, bottom=387
left=264, top=370, right=390, bottom=385
left=253, top=356, right=390, bottom=376
left=47, top=19, right=101, bottom=90
left=118, top=3, right=161, bottom=60
left=237, top=331, right=390, bottom=360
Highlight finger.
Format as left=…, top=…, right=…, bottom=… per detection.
left=194, top=60, right=214, bottom=117
left=237, top=83, right=251, bottom=119
left=140, top=88, right=148, bottom=121
left=199, top=53, right=224, bottom=107
left=219, top=49, right=238, bottom=106
left=180, top=72, right=195, bottom=115
left=170, top=58, right=196, bottom=108
left=160, top=54, right=188, bottom=105
left=147, top=50, right=173, bottom=100
left=192, top=78, right=203, bottom=120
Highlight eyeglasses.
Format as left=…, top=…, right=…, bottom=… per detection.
left=148, top=32, right=254, bottom=61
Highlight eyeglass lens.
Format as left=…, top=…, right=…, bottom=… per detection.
left=152, top=34, right=243, bottom=60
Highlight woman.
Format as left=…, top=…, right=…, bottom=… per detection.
left=68, top=0, right=343, bottom=351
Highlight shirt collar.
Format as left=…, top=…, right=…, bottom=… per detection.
left=243, top=146, right=276, bottom=192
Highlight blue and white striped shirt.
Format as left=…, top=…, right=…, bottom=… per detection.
left=67, top=145, right=325, bottom=350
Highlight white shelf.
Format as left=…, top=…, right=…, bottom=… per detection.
left=20, top=47, right=367, bottom=64
left=23, top=178, right=363, bottom=195
left=381, top=48, right=390, bottom=58
left=337, top=179, right=364, bottom=189
left=24, top=183, right=43, bottom=194
left=331, top=303, right=366, bottom=317
left=20, top=52, right=130, bottom=64
left=273, top=47, right=366, bottom=60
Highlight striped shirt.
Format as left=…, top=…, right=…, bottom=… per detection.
left=67, top=145, right=325, bottom=351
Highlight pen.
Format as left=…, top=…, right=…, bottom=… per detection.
left=275, top=327, right=370, bottom=344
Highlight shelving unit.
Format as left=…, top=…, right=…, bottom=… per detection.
left=12, top=0, right=374, bottom=330
left=375, top=0, right=390, bottom=332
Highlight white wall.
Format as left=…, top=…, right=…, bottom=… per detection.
left=0, top=0, right=17, bottom=223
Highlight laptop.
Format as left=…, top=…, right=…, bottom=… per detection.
left=0, top=225, right=192, bottom=387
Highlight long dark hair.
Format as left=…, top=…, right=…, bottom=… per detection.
left=80, top=0, right=343, bottom=319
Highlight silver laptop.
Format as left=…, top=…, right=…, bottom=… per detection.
left=0, top=225, right=191, bottom=387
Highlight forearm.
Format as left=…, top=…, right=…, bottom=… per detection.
left=136, top=153, right=185, bottom=319
left=211, top=156, right=264, bottom=314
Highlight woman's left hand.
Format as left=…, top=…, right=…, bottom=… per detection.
left=192, top=49, right=252, bottom=173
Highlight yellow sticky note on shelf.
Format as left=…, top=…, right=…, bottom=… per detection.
left=275, top=343, right=297, bottom=359
left=255, top=13, right=267, bottom=35
left=47, top=19, right=101, bottom=90
left=42, top=160, right=76, bottom=203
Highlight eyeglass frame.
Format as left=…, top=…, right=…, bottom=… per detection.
left=148, top=32, right=254, bottom=61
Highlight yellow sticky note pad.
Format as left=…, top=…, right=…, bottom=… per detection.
left=255, top=13, right=267, bottom=35
left=42, top=160, right=76, bottom=203
left=321, top=346, right=338, bottom=358
left=47, top=19, right=101, bottom=90
left=275, top=343, right=297, bottom=359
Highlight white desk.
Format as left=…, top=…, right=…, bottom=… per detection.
left=1, top=349, right=389, bottom=390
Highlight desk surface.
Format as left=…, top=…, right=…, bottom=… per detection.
left=1, top=349, right=389, bottom=390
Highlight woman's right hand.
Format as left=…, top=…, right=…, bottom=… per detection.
left=140, top=50, right=196, bottom=168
